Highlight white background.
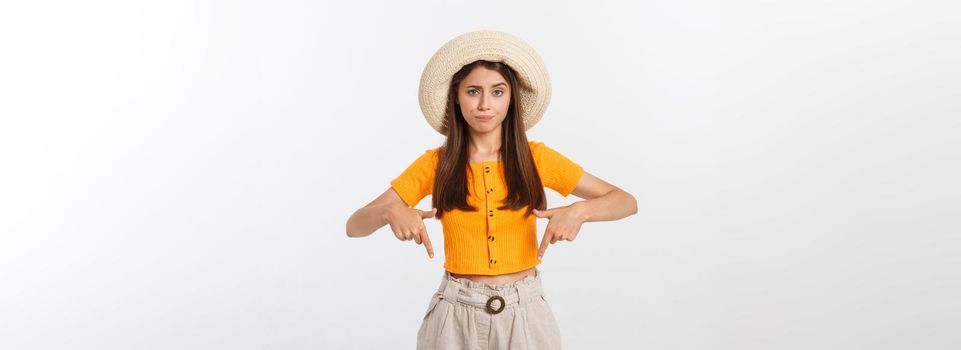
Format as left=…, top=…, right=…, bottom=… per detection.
left=1, top=0, right=959, bottom=349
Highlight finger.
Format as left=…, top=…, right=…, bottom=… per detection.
left=421, top=208, right=437, bottom=218
left=551, top=231, right=560, bottom=244
left=532, top=208, right=550, bottom=218
left=412, top=227, right=423, bottom=244
left=538, top=232, right=551, bottom=261
left=421, top=231, right=434, bottom=259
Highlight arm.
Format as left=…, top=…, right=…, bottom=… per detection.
left=346, top=187, right=437, bottom=258
left=568, top=171, right=638, bottom=222
left=345, top=188, right=407, bottom=238
left=533, top=171, right=637, bottom=259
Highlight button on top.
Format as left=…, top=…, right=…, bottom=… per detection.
left=484, top=166, right=490, bottom=173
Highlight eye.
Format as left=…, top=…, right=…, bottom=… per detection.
left=467, top=89, right=478, bottom=96
left=493, top=90, right=504, bottom=97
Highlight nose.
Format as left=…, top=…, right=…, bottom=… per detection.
left=477, top=94, right=490, bottom=111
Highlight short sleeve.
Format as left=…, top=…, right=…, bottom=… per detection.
left=531, top=142, right=585, bottom=197
left=389, top=149, right=439, bottom=207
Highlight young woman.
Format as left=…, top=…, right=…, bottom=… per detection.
left=346, top=30, right=637, bottom=349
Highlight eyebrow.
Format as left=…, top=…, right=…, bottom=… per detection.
left=465, top=82, right=508, bottom=89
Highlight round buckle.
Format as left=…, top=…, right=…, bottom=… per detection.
left=485, top=295, right=506, bottom=314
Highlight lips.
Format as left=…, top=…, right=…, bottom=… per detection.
left=476, top=115, right=494, bottom=121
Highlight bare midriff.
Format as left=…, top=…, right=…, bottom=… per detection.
left=448, top=267, right=536, bottom=287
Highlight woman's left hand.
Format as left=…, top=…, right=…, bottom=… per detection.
left=533, top=202, right=587, bottom=261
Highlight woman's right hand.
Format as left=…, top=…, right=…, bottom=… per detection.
left=384, top=204, right=437, bottom=259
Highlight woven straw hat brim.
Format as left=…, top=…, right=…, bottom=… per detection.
left=418, top=30, right=551, bottom=136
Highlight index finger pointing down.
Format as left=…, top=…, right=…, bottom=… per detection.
left=538, top=232, right=551, bottom=261
left=421, top=231, right=434, bottom=259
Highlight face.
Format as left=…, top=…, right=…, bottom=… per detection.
left=456, top=66, right=511, bottom=135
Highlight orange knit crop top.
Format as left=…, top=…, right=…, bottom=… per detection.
left=389, top=141, right=585, bottom=275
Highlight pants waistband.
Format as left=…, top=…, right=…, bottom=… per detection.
left=435, top=269, right=544, bottom=311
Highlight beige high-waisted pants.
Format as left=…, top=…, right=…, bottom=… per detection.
left=416, top=268, right=562, bottom=350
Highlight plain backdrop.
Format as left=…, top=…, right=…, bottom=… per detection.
left=1, top=0, right=959, bottom=349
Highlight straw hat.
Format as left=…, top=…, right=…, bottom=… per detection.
left=418, top=30, right=551, bottom=136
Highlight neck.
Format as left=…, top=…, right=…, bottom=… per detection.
left=468, top=126, right=503, bottom=154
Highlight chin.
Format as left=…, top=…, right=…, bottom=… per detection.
left=467, top=126, right=494, bottom=134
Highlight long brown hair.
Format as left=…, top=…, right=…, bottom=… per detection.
left=431, top=60, right=547, bottom=220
